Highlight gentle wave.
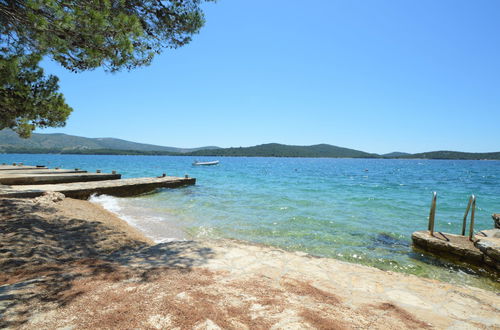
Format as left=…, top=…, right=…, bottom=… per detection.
left=89, top=194, right=187, bottom=243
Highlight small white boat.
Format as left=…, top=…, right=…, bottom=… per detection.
left=192, top=160, right=219, bottom=166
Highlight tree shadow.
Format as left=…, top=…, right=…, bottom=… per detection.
left=0, top=198, right=214, bottom=328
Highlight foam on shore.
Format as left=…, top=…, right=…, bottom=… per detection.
left=89, top=194, right=187, bottom=243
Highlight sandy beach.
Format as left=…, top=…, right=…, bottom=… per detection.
left=1, top=194, right=498, bottom=329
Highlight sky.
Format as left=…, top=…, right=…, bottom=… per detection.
left=38, top=0, right=500, bottom=154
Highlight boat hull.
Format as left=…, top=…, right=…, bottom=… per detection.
left=192, top=161, right=219, bottom=166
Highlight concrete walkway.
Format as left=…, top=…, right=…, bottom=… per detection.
left=0, top=176, right=196, bottom=199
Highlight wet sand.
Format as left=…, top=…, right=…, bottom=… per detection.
left=0, top=194, right=498, bottom=329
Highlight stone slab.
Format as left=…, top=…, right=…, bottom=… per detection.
left=0, top=165, right=47, bottom=170
left=0, top=169, right=88, bottom=175
left=412, top=231, right=483, bottom=262
left=474, top=229, right=500, bottom=268
left=0, top=176, right=196, bottom=199
left=0, top=172, right=121, bottom=185
left=412, top=230, right=500, bottom=273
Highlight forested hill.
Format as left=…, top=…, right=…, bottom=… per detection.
left=185, top=143, right=379, bottom=158
left=1, top=130, right=500, bottom=159
left=0, top=129, right=217, bottom=154
left=382, top=152, right=411, bottom=158
left=185, top=146, right=500, bottom=159
left=397, top=151, right=500, bottom=160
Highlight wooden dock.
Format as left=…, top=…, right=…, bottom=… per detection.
left=0, top=163, right=195, bottom=199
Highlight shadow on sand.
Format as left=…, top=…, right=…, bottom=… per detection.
left=0, top=198, right=214, bottom=328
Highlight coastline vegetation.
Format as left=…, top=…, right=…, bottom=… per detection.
left=2, top=144, right=500, bottom=160
left=1, top=129, right=499, bottom=160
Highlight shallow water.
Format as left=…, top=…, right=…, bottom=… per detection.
left=3, top=154, right=499, bottom=290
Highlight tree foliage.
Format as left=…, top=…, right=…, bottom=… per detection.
left=1, top=0, right=212, bottom=137
left=0, top=53, right=72, bottom=137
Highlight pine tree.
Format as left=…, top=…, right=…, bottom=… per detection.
left=0, top=0, right=213, bottom=137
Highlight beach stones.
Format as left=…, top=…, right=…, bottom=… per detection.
left=33, top=191, right=66, bottom=204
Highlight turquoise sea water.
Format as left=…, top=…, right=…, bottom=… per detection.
left=3, top=154, right=499, bottom=290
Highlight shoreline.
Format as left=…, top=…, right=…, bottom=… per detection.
left=1, top=195, right=499, bottom=329
left=90, top=193, right=500, bottom=292
left=4, top=152, right=500, bottom=161
left=88, top=194, right=190, bottom=243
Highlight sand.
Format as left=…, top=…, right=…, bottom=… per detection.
left=0, top=194, right=499, bottom=329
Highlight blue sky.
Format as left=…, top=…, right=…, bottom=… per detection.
left=39, top=0, right=500, bottom=154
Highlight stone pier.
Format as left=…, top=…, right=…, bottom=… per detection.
left=0, top=164, right=195, bottom=199
left=412, top=225, right=500, bottom=272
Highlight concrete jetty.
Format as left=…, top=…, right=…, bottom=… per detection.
left=412, top=230, right=500, bottom=271
left=0, top=177, right=195, bottom=199
left=412, top=192, right=499, bottom=273
left=0, top=163, right=195, bottom=199
left=412, top=229, right=500, bottom=271
left=0, top=172, right=121, bottom=185
left=0, top=169, right=87, bottom=175
left=0, top=164, right=46, bottom=170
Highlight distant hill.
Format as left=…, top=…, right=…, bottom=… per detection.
left=188, top=146, right=500, bottom=159
left=1, top=130, right=499, bottom=159
left=0, top=129, right=218, bottom=153
left=382, top=152, right=411, bottom=158
left=398, top=151, right=500, bottom=160
left=186, top=143, right=379, bottom=158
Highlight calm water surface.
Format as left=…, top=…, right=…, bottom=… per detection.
left=3, top=154, right=499, bottom=290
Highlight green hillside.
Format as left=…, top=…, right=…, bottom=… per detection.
left=1, top=130, right=499, bottom=159
left=0, top=130, right=218, bottom=153
left=186, top=143, right=379, bottom=158
left=399, top=151, right=500, bottom=160
left=382, top=152, right=411, bottom=158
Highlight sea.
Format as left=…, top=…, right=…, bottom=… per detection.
left=3, top=154, right=499, bottom=290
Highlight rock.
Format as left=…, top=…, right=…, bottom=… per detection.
left=412, top=231, right=483, bottom=263
left=492, top=213, right=500, bottom=229
left=33, top=191, right=65, bottom=204
left=193, top=319, right=221, bottom=330
left=483, top=255, right=500, bottom=271
left=476, top=228, right=500, bottom=239
left=475, top=236, right=500, bottom=263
